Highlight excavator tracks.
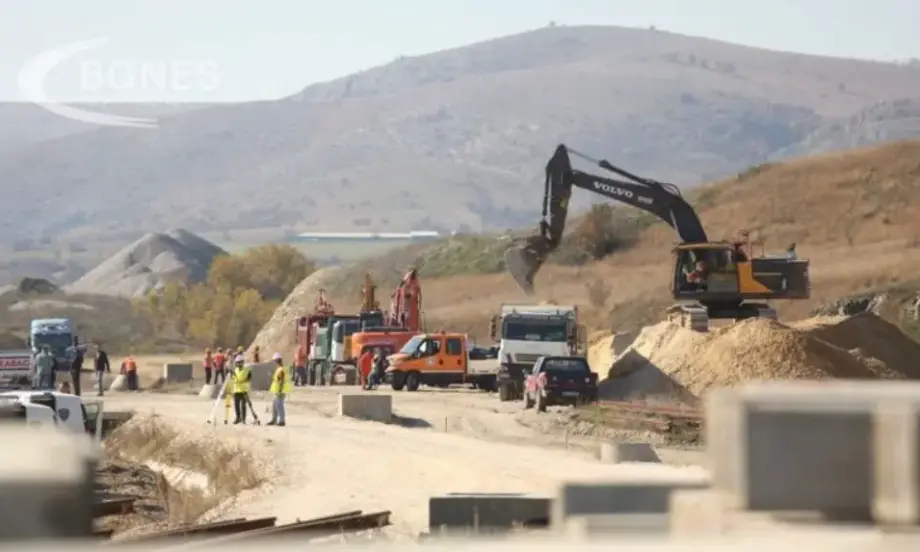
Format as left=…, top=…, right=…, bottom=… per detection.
left=666, top=303, right=778, bottom=333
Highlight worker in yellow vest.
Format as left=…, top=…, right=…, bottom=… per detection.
left=268, top=352, right=292, bottom=427
left=231, top=355, right=252, bottom=424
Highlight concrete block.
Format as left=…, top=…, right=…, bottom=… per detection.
left=162, top=363, right=193, bottom=383
left=0, top=424, right=95, bottom=539
left=707, top=381, right=920, bottom=515
left=248, top=362, right=275, bottom=391
left=552, top=473, right=707, bottom=529
left=337, top=393, right=392, bottom=422
left=108, top=374, right=126, bottom=392
left=873, top=402, right=920, bottom=526
left=429, top=493, right=551, bottom=533
left=563, top=513, right=668, bottom=539
left=199, top=383, right=221, bottom=399
left=599, top=442, right=660, bottom=464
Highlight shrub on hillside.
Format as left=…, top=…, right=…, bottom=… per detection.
left=134, top=244, right=316, bottom=349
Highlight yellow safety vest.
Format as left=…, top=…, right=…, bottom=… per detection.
left=232, top=365, right=251, bottom=393
left=269, top=365, right=293, bottom=394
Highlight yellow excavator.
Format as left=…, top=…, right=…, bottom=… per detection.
left=504, top=145, right=812, bottom=332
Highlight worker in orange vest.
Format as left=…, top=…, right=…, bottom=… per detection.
left=121, top=355, right=138, bottom=391
left=293, top=345, right=307, bottom=387
left=203, top=348, right=214, bottom=385
left=359, top=348, right=374, bottom=390
left=213, top=347, right=227, bottom=385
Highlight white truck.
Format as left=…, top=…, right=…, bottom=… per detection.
left=489, top=303, right=586, bottom=401
left=0, top=349, right=34, bottom=387
left=0, top=390, right=104, bottom=440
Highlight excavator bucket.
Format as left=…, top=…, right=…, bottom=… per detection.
left=504, top=246, right=537, bottom=296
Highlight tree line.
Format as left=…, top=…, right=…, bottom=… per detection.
left=133, top=244, right=315, bottom=349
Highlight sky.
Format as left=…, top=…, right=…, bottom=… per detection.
left=1, top=0, right=917, bottom=102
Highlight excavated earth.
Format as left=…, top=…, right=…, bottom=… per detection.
left=589, top=313, right=920, bottom=403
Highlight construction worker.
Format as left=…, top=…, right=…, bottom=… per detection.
left=268, top=352, right=292, bottom=426
left=231, top=355, right=252, bottom=424
left=69, top=344, right=84, bottom=396
left=121, top=355, right=139, bottom=391
left=203, top=348, right=214, bottom=385
left=32, top=345, right=54, bottom=390
left=252, top=345, right=261, bottom=363
left=213, top=347, right=227, bottom=385
left=293, top=345, right=307, bottom=386
left=94, top=343, right=110, bottom=396
left=359, top=348, right=374, bottom=390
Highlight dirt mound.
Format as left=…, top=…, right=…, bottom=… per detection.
left=247, top=266, right=348, bottom=357
left=64, top=229, right=225, bottom=298
left=603, top=315, right=904, bottom=401
left=792, top=313, right=920, bottom=379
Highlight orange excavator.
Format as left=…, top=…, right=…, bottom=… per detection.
left=503, top=145, right=811, bottom=331
left=351, top=269, right=424, bottom=367
left=295, top=289, right=336, bottom=384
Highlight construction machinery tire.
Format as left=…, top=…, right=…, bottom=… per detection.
left=498, top=382, right=512, bottom=402
left=405, top=371, right=421, bottom=392
left=391, top=372, right=406, bottom=391
left=330, top=367, right=347, bottom=386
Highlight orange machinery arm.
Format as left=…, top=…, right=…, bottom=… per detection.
left=387, top=269, right=422, bottom=332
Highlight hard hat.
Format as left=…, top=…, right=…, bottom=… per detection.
left=237, top=345, right=244, bottom=352
left=272, top=352, right=283, bottom=361
left=234, top=355, right=245, bottom=364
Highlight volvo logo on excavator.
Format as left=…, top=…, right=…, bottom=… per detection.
left=593, top=181, right=634, bottom=199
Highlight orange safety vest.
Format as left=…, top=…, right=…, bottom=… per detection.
left=123, top=357, right=137, bottom=373
left=359, top=351, right=373, bottom=380
left=204, top=353, right=213, bottom=368
left=294, top=346, right=306, bottom=367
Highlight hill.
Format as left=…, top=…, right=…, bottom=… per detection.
left=4, top=25, right=920, bottom=242
left=64, top=229, right=226, bottom=298
left=267, top=139, right=920, bottom=341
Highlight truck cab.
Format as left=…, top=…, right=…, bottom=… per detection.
left=386, top=332, right=496, bottom=392
left=490, top=304, right=586, bottom=402
left=28, top=318, right=80, bottom=373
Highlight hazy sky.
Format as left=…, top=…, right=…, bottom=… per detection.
left=2, top=0, right=916, bottom=102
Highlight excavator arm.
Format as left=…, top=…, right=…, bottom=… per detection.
left=505, top=144, right=708, bottom=295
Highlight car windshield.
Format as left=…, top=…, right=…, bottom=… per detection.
left=398, top=335, right=425, bottom=354
left=542, top=358, right=589, bottom=373
left=502, top=321, right=567, bottom=342
left=32, top=333, right=73, bottom=355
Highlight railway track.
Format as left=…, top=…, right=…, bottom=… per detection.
left=99, top=509, right=391, bottom=543
left=587, top=399, right=703, bottom=443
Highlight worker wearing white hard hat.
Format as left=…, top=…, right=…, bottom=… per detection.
left=268, top=352, right=292, bottom=427
left=231, top=355, right=252, bottom=424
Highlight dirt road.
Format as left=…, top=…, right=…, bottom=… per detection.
left=102, top=387, right=707, bottom=537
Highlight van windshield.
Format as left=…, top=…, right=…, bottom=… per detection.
left=398, top=335, right=425, bottom=354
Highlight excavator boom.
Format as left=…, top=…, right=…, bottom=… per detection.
left=505, top=144, right=707, bottom=295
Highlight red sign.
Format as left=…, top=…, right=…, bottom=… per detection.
left=0, top=357, right=30, bottom=370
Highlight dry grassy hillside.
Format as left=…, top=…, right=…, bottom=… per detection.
left=321, top=140, right=920, bottom=339
left=4, top=26, right=920, bottom=242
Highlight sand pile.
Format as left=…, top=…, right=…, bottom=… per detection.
left=792, top=313, right=920, bottom=379
left=65, top=229, right=226, bottom=298
left=597, top=313, right=918, bottom=402
left=246, top=266, right=348, bottom=358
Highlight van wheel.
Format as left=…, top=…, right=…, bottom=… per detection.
left=391, top=372, right=406, bottom=391
left=406, top=371, right=421, bottom=392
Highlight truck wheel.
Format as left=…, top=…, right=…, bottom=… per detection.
left=391, top=372, right=406, bottom=391
left=523, top=392, right=534, bottom=409
left=405, top=371, right=421, bottom=392
left=498, top=382, right=511, bottom=402
left=536, top=393, right=547, bottom=413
